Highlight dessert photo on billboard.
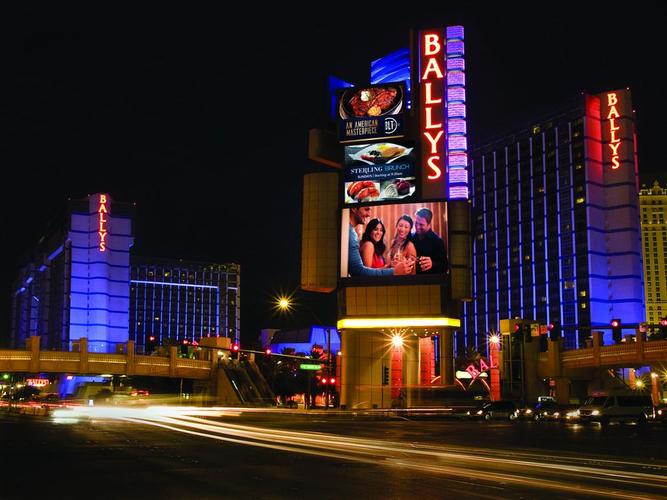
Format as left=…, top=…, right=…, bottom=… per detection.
left=343, top=142, right=416, bottom=204
left=337, top=82, right=406, bottom=143
left=340, top=201, right=448, bottom=279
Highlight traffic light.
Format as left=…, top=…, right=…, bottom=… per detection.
left=382, top=366, right=389, bottom=385
left=611, top=319, right=622, bottom=344
left=659, top=317, right=667, bottom=339
left=146, top=335, right=156, bottom=354
left=230, top=343, right=240, bottom=359
left=547, top=322, right=561, bottom=341
left=522, top=322, right=532, bottom=343
left=180, top=339, right=189, bottom=356
left=264, top=347, right=272, bottom=356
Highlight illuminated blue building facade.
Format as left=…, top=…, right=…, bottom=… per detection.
left=463, top=90, right=645, bottom=351
left=11, top=193, right=240, bottom=353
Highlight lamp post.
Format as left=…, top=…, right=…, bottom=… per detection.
left=275, top=294, right=334, bottom=410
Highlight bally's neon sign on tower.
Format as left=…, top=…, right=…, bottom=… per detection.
left=419, top=26, right=467, bottom=200
left=98, top=194, right=109, bottom=252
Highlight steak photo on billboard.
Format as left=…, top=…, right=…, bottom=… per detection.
left=337, top=82, right=405, bottom=143
left=341, top=202, right=448, bottom=279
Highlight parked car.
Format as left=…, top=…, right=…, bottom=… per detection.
left=577, top=394, right=653, bottom=425
left=649, top=404, right=667, bottom=424
left=468, top=400, right=518, bottom=421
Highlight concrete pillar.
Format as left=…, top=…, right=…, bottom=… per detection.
left=79, top=337, right=89, bottom=374
left=628, top=368, right=636, bottom=389
left=554, top=377, right=570, bottom=404
left=403, top=335, right=419, bottom=407
left=439, top=328, right=454, bottom=386
left=340, top=329, right=388, bottom=409
left=28, top=336, right=41, bottom=373
left=169, top=346, right=178, bottom=377
left=523, top=339, right=540, bottom=404
left=592, top=331, right=603, bottom=366
left=419, top=337, right=434, bottom=385
left=636, top=329, right=645, bottom=364
left=651, top=372, right=660, bottom=405
left=126, top=340, right=135, bottom=375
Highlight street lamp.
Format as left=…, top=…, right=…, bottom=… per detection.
left=272, top=293, right=334, bottom=410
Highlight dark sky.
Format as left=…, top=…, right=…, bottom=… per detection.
left=2, top=5, right=665, bottom=344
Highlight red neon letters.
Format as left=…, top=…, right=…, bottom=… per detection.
left=98, top=194, right=109, bottom=252
left=606, top=92, right=621, bottom=170
left=420, top=31, right=446, bottom=199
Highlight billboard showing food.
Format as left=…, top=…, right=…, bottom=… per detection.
left=340, top=202, right=448, bottom=279
left=337, top=83, right=405, bottom=143
left=343, top=142, right=416, bottom=204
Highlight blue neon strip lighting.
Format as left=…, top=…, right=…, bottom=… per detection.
left=446, top=25, right=468, bottom=200
left=370, top=48, right=411, bottom=109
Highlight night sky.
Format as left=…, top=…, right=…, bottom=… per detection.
left=2, top=6, right=665, bottom=345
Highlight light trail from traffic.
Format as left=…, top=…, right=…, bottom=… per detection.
left=52, top=405, right=667, bottom=498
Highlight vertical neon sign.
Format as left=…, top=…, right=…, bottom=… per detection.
left=419, top=30, right=446, bottom=200
left=606, top=92, right=622, bottom=169
left=98, top=194, right=109, bottom=252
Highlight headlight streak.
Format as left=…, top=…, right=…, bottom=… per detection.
left=58, top=406, right=667, bottom=497
left=115, top=412, right=667, bottom=497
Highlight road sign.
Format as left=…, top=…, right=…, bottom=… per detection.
left=299, top=364, right=323, bottom=370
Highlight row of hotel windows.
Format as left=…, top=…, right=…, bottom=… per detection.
left=131, top=269, right=238, bottom=284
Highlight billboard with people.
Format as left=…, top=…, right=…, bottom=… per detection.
left=340, top=202, right=448, bottom=279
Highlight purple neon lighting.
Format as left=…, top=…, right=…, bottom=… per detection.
left=449, top=153, right=468, bottom=167
left=449, top=169, right=468, bottom=183
left=446, top=26, right=467, bottom=200
left=448, top=119, right=467, bottom=134
left=448, top=136, right=467, bottom=151
left=447, top=58, right=465, bottom=71
left=447, top=72, right=465, bottom=86
left=446, top=25, right=464, bottom=39
left=447, top=103, right=466, bottom=118
left=447, top=87, right=465, bottom=102
left=449, top=186, right=469, bottom=198
left=446, top=41, right=464, bottom=55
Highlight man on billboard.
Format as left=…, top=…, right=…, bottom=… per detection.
left=412, top=208, right=448, bottom=274
left=348, top=207, right=413, bottom=276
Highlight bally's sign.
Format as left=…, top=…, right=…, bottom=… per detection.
left=419, top=30, right=447, bottom=200
left=599, top=89, right=633, bottom=171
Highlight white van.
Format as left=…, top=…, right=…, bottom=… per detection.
left=577, top=394, right=653, bottom=425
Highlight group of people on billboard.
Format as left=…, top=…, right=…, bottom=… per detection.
left=347, top=204, right=448, bottom=277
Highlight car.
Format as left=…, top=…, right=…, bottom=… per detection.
left=468, top=400, right=518, bottom=421
left=531, top=401, right=561, bottom=421
left=558, top=404, right=581, bottom=423
left=649, top=404, right=666, bottom=424
left=577, top=394, right=653, bottom=425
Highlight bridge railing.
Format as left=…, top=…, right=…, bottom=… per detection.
left=0, top=337, right=214, bottom=379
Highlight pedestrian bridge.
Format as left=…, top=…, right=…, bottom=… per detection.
left=0, top=336, right=214, bottom=380
left=558, top=334, right=667, bottom=370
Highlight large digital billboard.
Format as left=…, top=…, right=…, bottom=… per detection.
left=340, top=201, right=448, bottom=279
left=343, top=142, right=416, bottom=205
left=337, top=82, right=405, bottom=143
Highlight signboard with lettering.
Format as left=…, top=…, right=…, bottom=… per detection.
left=419, top=30, right=447, bottom=200
left=343, top=142, right=416, bottom=205
left=599, top=89, right=633, bottom=171
left=98, top=193, right=109, bottom=252
left=337, top=83, right=405, bottom=143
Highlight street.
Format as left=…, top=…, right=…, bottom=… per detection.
left=1, top=407, right=666, bottom=499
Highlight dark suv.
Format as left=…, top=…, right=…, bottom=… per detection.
left=469, top=400, right=518, bottom=421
